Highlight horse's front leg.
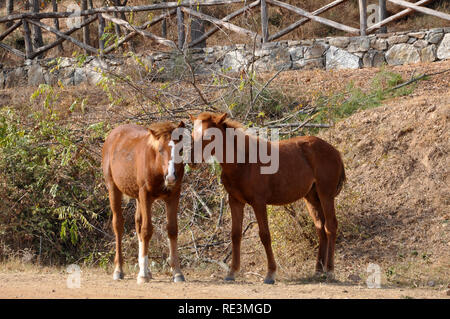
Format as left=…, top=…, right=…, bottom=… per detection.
left=136, top=188, right=154, bottom=284
left=164, top=194, right=185, bottom=282
left=225, top=195, right=244, bottom=282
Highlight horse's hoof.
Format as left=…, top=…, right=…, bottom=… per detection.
left=173, top=274, right=185, bottom=283
left=137, top=276, right=150, bottom=285
left=263, top=278, right=275, bottom=285
left=113, top=271, right=124, bottom=281
left=224, top=276, right=235, bottom=282
left=326, top=271, right=335, bottom=281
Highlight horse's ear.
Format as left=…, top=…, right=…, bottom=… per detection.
left=148, top=128, right=156, bottom=137
left=188, top=114, right=196, bottom=122
left=215, top=112, right=227, bottom=125
left=177, top=121, right=185, bottom=128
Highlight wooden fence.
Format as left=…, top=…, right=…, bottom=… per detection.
left=0, top=0, right=449, bottom=60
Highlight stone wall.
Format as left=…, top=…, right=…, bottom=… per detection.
left=0, top=27, right=449, bottom=89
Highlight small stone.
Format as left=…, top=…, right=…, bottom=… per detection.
left=328, top=37, right=350, bottom=48
left=409, top=32, right=426, bottom=39
left=427, top=32, right=444, bottom=44
left=421, top=45, right=437, bottom=63
left=427, top=280, right=435, bottom=287
left=347, top=37, right=370, bottom=53
left=413, top=40, right=428, bottom=49
left=407, top=37, right=416, bottom=44
left=387, top=35, right=409, bottom=46
left=304, top=43, right=328, bottom=59
left=371, top=39, right=388, bottom=51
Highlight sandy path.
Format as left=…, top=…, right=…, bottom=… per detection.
left=0, top=270, right=448, bottom=299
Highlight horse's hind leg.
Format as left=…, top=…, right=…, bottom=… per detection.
left=107, top=182, right=124, bottom=280
left=304, top=186, right=328, bottom=275
left=316, top=191, right=338, bottom=278
left=252, top=201, right=277, bottom=284
left=225, top=195, right=244, bottom=282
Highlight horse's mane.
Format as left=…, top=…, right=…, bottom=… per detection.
left=148, top=121, right=178, bottom=139
left=198, top=112, right=244, bottom=129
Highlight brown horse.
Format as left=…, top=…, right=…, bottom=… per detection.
left=102, top=121, right=186, bottom=284
left=189, top=112, right=346, bottom=284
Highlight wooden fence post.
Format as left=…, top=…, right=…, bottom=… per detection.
left=31, top=0, right=44, bottom=57
left=177, top=7, right=185, bottom=49
left=378, top=0, right=387, bottom=33
left=52, top=0, right=63, bottom=53
left=82, top=0, right=91, bottom=54
left=22, top=20, right=33, bottom=60
left=190, top=7, right=206, bottom=48
left=359, top=0, right=367, bottom=36
left=98, top=13, right=105, bottom=53
left=261, top=0, right=269, bottom=43
left=6, top=0, right=14, bottom=28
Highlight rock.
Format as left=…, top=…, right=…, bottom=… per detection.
left=421, top=45, right=437, bottom=62
left=304, top=43, right=328, bottom=59
left=427, top=280, right=435, bottom=287
left=304, top=42, right=328, bottom=59
left=363, top=50, right=386, bottom=67
left=371, top=39, right=388, bottom=51
left=326, top=46, right=361, bottom=70
left=73, top=68, right=86, bottom=85
left=288, top=46, right=304, bottom=61
left=407, top=37, right=416, bottom=44
left=387, top=35, right=409, bottom=46
left=222, top=50, right=248, bottom=72
left=427, top=32, right=444, bottom=44
left=347, top=37, right=370, bottom=53
left=436, top=33, right=450, bottom=60
left=27, top=64, right=45, bottom=86
left=386, top=44, right=420, bottom=65
left=85, top=68, right=102, bottom=85
left=413, top=40, right=428, bottom=49
left=5, top=67, right=27, bottom=88
left=254, top=47, right=291, bottom=72
left=292, top=58, right=324, bottom=70
left=408, top=32, right=426, bottom=39
left=328, top=37, right=350, bottom=48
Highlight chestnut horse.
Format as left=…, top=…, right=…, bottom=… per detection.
left=102, top=121, right=186, bottom=284
left=189, top=112, right=346, bottom=284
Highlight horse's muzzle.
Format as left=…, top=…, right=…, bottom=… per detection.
left=165, top=174, right=177, bottom=186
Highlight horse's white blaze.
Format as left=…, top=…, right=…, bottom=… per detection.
left=138, top=240, right=148, bottom=278
left=167, top=140, right=176, bottom=181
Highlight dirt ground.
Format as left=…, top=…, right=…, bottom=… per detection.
left=0, top=267, right=448, bottom=299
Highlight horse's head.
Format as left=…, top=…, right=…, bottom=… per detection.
left=189, top=112, right=228, bottom=158
left=148, top=121, right=185, bottom=188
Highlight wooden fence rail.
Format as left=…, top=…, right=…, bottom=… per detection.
left=0, top=0, right=448, bottom=61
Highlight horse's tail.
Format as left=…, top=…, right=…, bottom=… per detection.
left=335, top=161, right=346, bottom=197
